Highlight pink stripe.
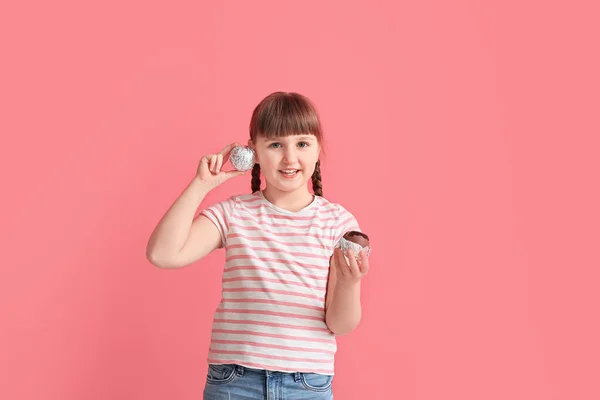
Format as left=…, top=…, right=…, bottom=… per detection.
left=223, top=265, right=328, bottom=282
left=243, top=203, right=265, bottom=210
left=241, top=202, right=337, bottom=215
left=227, top=232, right=330, bottom=249
left=211, top=339, right=335, bottom=355
left=236, top=214, right=339, bottom=229
left=236, top=213, right=317, bottom=221
left=239, top=197, right=262, bottom=205
left=261, top=231, right=334, bottom=240
left=222, top=276, right=324, bottom=290
left=227, top=243, right=330, bottom=260
left=209, top=348, right=333, bottom=363
left=231, top=223, right=334, bottom=240
left=222, top=298, right=325, bottom=312
left=207, top=358, right=333, bottom=375
left=226, top=254, right=327, bottom=270
left=228, top=222, right=336, bottom=240
left=212, top=329, right=334, bottom=344
left=228, top=224, right=266, bottom=231
left=213, top=319, right=330, bottom=333
left=335, top=214, right=358, bottom=231
left=227, top=244, right=331, bottom=260
left=217, top=307, right=324, bottom=321
left=222, top=288, right=324, bottom=301
left=235, top=216, right=340, bottom=228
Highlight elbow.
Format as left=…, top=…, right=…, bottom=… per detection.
left=146, top=249, right=176, bottom=269
left=145, top=238, right=179, bottom=268
left=328, top=328, right=352, bottom=336
left=327, top=324, right=359, bottom=336
left=325, top=315, right=361, bottom=336
left=146, top=243, right=160, bottom=266
left=146, top=247, right=194, bottom=269
left=146, top=252, right=166, bottom=268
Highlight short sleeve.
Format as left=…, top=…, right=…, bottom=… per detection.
left=333, top=204, right=361, bottom=245
left=199, top=196, right=238, bottom=248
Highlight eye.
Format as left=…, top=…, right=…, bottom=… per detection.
left=269, top=142, right=281, bottom=149
left=297, top=141, right=309, bottom=148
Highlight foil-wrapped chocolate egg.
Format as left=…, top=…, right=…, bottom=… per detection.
left=336, top=231, right=371, bottom=259
left=229, top=145, right=256, bottom=171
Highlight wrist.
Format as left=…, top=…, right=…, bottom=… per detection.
left=335, top=280, right=361, bottom=292
left=191, top=176, right=213, bottom=195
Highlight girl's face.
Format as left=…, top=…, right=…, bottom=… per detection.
left=250, top=134, right=321, bottom=194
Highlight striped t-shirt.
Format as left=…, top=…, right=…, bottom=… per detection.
left=200, top=190, right=361, bottom=375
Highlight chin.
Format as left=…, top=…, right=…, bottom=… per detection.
left=275, top=183, right=305, bottom=193
left=273, top=179, right=309, bottom=192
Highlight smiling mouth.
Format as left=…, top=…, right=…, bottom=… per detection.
left=279, top=169, right=300, bottom=177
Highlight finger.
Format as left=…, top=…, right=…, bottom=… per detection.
left=358, top=250, right=369, bottom=275
left=210, top=154, right=218, bottom=173
left=215, top=154, right=223, bottom=173
left=328, top=254, right=336, bottom=274
left=218, top=142, right=239, bottom=157
left=334, top=248, right=348, bottom=277
left=328, top=256, right=337, bottom=277
left=221, top=169, right=247, bottom=181
left=334, top=249, right=346, bottom=277
left=199, top=155, right=211, bottom=176
left=346, top=249, right=361, bottom=276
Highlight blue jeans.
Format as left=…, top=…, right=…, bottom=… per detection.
left=203, top=364, right=334, bottom=399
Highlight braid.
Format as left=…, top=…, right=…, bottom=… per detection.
left=311, top=160, right=323, bottom=196
left=251, top=164, right=261, bottom=193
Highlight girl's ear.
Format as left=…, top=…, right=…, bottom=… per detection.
left=248, top=139, right=259, bottom=163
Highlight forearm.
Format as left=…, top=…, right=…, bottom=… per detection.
left=325, top=282, right=362, bottom=335
left=146, top=177, right=210, bottom=261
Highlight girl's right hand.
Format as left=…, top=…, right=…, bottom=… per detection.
left=196, top=142, right=247, bottom=190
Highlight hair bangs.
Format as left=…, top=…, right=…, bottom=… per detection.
left=250, top=92, right=322, bottom=141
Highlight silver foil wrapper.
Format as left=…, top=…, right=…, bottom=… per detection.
left=336, top=237, right=371, bottom=259
left=229, top=145, right=256, bottom=171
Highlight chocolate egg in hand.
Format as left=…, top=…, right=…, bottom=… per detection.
left=229, top=145, right=256, bottom=171
left=336, top=231, right=371, bottom=261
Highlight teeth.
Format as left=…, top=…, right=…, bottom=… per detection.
left=281, top=170, right=298, bottom=173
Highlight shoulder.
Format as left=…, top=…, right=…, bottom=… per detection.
left=228, top=192, right=261, bottom=208
left=317, top=196, right=356, bottom=218
left=318, top=197, right=361, bottom=238
left=204, top=192, right=255, bottom=215
left=215, top=192, right=264, bottom=215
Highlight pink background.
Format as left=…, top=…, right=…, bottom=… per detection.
left=2, top=1, right=599, bottom=399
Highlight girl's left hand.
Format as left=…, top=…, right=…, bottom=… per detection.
left=332, top=247, right=370, bottom=285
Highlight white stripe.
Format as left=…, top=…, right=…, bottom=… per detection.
left=211, top=321, right=332, bottom=338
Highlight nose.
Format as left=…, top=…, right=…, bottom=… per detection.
left=283, top=146, right=298, bottom=164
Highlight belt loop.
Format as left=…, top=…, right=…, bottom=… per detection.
left=293, top=372, right=302, bottom=382
left=236, top=365, right=244, bottom=376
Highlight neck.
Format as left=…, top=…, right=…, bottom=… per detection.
left=262, top=186, right=314, bottom=212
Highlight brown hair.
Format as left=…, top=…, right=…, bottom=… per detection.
left=249, top=92, right=324, bottom=196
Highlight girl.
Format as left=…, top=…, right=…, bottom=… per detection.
left=146, top=92, right=370, bottom=399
